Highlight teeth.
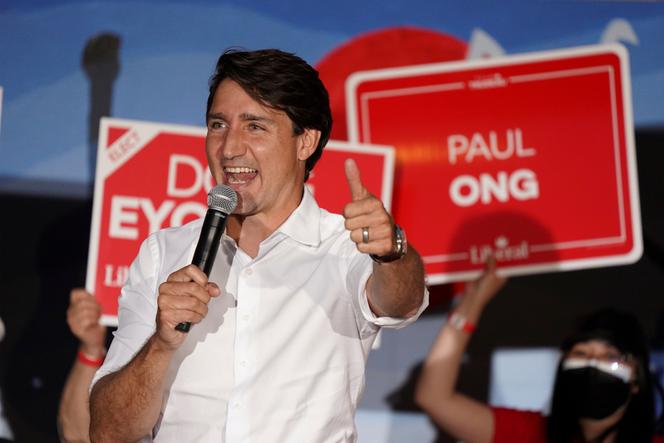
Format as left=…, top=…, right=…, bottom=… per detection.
left=224, top=167, right=257, bottom=174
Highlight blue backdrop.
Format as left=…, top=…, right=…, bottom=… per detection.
left=0, top=0, right=663, bottom=195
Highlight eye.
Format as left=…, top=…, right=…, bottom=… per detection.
left=604, top=351, right=626, bottom=363
left=569, top=349, right=589, bottom=358
left=247, top=122, right=264, bottom=131
left=208, top=120, right=226, bottom=130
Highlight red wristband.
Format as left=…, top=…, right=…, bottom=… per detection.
left=77, top=350, right=105, bottom=368
left=448, top=312, right=476, bottom=334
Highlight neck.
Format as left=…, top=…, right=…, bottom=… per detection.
left=225, top=216, right=268, bottom=258
left=226, top=188, right=305, bottom=258
left=581, top=427, right=616, bottom=443
left=579, top=404, right=627, bottom=443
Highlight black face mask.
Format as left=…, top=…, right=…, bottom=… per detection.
left=557, top=366, right=631, bottom=420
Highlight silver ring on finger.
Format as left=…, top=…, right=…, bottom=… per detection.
left=362, top=226, right=370, bottom=244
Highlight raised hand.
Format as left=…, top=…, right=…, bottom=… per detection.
left=463, top=257, right=507, bottom=310
left=67, top=288, right=107, bottom=357
left=343, top=158, right=395, bottom=258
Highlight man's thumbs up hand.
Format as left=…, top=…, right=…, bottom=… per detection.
left=343, top=159, right=395, bottom=258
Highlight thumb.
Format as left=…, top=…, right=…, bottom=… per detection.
left=345, top=158, right=368, bottom=201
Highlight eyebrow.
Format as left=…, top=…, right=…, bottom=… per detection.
left=206, top=112, right=276, bottom=125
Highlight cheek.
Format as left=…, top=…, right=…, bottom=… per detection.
left=204, top=143, right=224, bottom=178
left=205, top=149, right=218, bottom=172
left=205, top=138, right=219, bottom=161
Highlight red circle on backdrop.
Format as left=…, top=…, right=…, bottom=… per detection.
left=315, top=26, right=469, bottom=307
left=316, top=26, right=468, bottom=142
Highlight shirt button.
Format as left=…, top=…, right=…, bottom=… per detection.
left=240, top=360, right=247, bottom=367
left=245, top=268, right=253, bottom=276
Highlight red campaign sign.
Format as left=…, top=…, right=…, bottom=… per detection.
left=346, top=44, right=642, bottom=284
left=87, top=118, right=395, bottom=325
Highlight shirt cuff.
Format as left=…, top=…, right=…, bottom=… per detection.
left=358, top=270, right=429, bottom=329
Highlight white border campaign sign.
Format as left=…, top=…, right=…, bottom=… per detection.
left=87, top=117, right=395, bottom=325
left=346, top=44, right=642, bottom=284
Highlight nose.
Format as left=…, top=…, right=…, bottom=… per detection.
left=221, top=127, right=246, bottom=160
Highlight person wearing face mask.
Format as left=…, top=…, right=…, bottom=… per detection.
left=546, top=307, right=659, bottom=443
left=415, top=261, right=663, bottom=443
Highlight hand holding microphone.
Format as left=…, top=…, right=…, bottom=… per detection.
left=155, top=185, right=237, bottom=346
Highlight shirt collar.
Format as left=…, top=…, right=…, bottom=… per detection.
left=274, top=186, right=321, bottom=247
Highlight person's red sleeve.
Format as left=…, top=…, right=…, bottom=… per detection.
left=492, top=407, right=547, bottom=443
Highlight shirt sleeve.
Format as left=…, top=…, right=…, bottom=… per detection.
left=345, top=244, right=429, bottom=333
left=91, top=234, right=161, bottom=389
left=491, top=407, right=547, bottom=443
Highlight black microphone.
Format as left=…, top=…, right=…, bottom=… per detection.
left=175, top=184, right=238, bottom=332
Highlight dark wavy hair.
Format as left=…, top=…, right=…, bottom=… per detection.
left=546, top=308, right=656, bottom=443
left=206, top=48, right=332, bottom=182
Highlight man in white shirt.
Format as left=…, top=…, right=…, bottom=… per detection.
left=89, top=48, right=428, bottom=442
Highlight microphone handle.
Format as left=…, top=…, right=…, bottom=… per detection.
left=175, top=209, right=228, bottom=332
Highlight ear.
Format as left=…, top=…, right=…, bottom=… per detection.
left=297, top=128, right=321, bottom=161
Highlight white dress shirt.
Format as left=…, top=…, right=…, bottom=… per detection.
left=93, top=188, right=428, bottom=442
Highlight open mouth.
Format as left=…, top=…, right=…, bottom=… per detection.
left=224, top=166, right=258, bottom=185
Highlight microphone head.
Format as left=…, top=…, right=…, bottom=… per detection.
left=208, top=184, right=238, bottom=215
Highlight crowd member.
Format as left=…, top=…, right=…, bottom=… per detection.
left=58, top=289, right=106, bottom=443
left=89, top=48, right=428, bottom=442
left=416, top=260, right=662, bottom=443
